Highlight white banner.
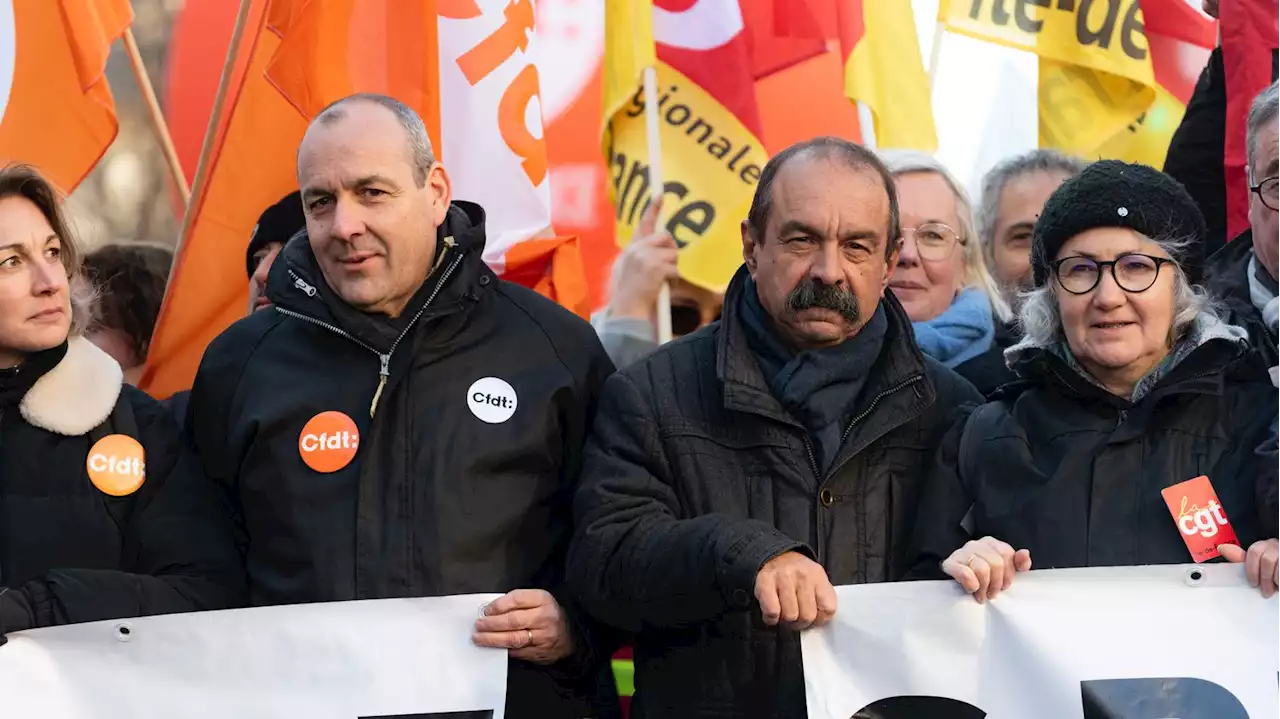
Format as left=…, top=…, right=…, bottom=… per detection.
left=0, top=594, right=507, bottom=719
left=803, top=565, right=1278, bottom=719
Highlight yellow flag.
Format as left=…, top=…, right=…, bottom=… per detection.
left=841, top=0, right=938, bottom=151
left=601, top=0, right=770, bottom=293
left=602, top=0, right=655, bottom=146
left=1096, top=83, right=1188, bottom=167
left=940, top=0, right=1156, bottom=156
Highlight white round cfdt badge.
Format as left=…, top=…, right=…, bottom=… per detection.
left=467, top=377, right=518, bottom=424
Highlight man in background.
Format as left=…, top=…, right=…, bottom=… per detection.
left=955, top=149, right=1084, bottom=395
left=85, top=244, right=173, bottom=385
left=247, top=190, right=304, bottom=312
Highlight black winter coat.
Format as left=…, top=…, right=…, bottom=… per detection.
left=1206, top=231, right=1278, bottom=368
left=908, top=332, right=1277, bottom=578
left=187, top=203, right=618, bottom=719
left=1165, top=46, right=1228, bottom=258
left=955, top=320, right=1020, bottom=398
left=567, top=270, right=983, bottom=719
left=0, top=339, right=244, bottom=637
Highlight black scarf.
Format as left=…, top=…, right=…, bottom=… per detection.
left=739, top=278, right=887, bottom=473
left=0, top=342, right=68, bottom=409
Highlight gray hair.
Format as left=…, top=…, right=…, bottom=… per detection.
left=1247, top=81, right=1279, bottom=181
left=879, top=149, right=1012, bottom=322
left=976, top=150, right=1086, bottom=267
left=311, top=93, right=435, bottom=187
left=1016, top=234, right=1220, bottom=348
left=746, top=136, right=900, bottom=254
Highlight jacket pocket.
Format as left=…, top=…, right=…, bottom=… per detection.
left=661, top=425, right=808, bottom=520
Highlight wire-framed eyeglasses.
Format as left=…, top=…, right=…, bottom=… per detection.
left=1051, top=253, right=1176, bottom=295
left=901, top=223, right=964, bottom=262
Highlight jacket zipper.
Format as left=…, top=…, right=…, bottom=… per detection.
left=806, top=373, right=925, bottom=485
left=810, top=373, right=923, bottom=566
left=836, top=374, right=923, bottom=449
left=274, top=242, right=464, bottom=418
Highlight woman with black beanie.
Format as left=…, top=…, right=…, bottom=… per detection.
left=908, top=161, right=1278, bottom=601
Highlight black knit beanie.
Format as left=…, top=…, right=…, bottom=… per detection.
left=246, top=190, right=305, bottom=278
left=1030, top=160, right=1207, bottom=288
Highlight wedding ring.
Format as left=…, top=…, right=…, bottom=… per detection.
left=525, top=629, right=534, bottom=648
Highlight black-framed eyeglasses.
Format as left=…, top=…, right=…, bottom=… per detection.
left=1250, top=176, right=1278, bottom=211
left=1052, top=253, right=1175, bottom=295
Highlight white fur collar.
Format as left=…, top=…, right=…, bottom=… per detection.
left=20, top=337, right=123, bottom=437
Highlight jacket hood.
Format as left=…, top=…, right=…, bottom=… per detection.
left=264, top=201, right=494, bottom=353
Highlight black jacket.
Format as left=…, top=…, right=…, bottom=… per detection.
left=955, top=320, right=1020, bottom=398
left=567, top=269, right=983, bottom=719
left=908, top=330, right=1277, bottom=578
left=1165, top=46, right=1228, bottom=258
left=0, top=339, right=243, bottom=637
left=1206, top=231, right=1278, bottom=367
left=188, top=203, right=618, bottom=719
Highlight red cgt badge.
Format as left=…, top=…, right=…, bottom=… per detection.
left=1161, top=476, right=1240, bottom=562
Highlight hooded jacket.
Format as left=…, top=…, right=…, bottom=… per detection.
left=908, top=317, right=1277, bottom=578
left=567, top=267, right=982, bottom=719
left=187, top=202, right=618, bottom=718
left=0, top=338, right=244, bottom=637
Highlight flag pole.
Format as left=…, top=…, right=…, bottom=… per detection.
left=167, top=0, right=255, bottom=285
left=927, top=21, right=944, bottom=88
left=123, top=28, right=190, bottom=207
left=642, top=65, right=673, bottom=344
left=857, top=102, right=877, bottom=150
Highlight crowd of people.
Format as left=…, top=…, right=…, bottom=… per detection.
left=0, top=71, right=1275, bottom=718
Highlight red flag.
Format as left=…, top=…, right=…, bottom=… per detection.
left=740, top=0, right=827, bottom=80
left=1222, top=0, right=1279, bottom=241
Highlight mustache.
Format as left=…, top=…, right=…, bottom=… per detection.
left=786, top=278, right=860, bottom=324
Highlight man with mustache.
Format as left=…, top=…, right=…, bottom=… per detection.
left=186, top=94, right=618, bottom=718
left=567, top=137, right=983, bottom=718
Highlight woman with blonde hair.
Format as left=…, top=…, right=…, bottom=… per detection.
left=0, top=165, right=243, bottom=643
left=880, top=149, right=1010, bottom=369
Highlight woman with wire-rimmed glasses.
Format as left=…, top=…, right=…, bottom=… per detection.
left=906, top=161, right=1279, bottom=602
left=879, top=151, right=1010, bottom=370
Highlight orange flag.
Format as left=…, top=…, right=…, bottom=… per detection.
left=140, top=0, right=441, bottom=398
left=0, top=0, right=133, bottom=191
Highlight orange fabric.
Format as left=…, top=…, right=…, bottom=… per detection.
left=140, top=0, right=442, bottom=398
left=502, top=236, right=591, bottom=319
left=0, top=0, right=133, bottom=192
left=165, top=0, right=263, bottom=186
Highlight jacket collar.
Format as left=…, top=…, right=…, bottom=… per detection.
left=265, top=201, right=495, bottom=354
left=1004, top=313, right=1249, bottom=407
left=715, top=266, right=933, bottom=426
left=1204, top=230, right=1279, bottom=353
left=20, top=337, right=122, bottom=437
